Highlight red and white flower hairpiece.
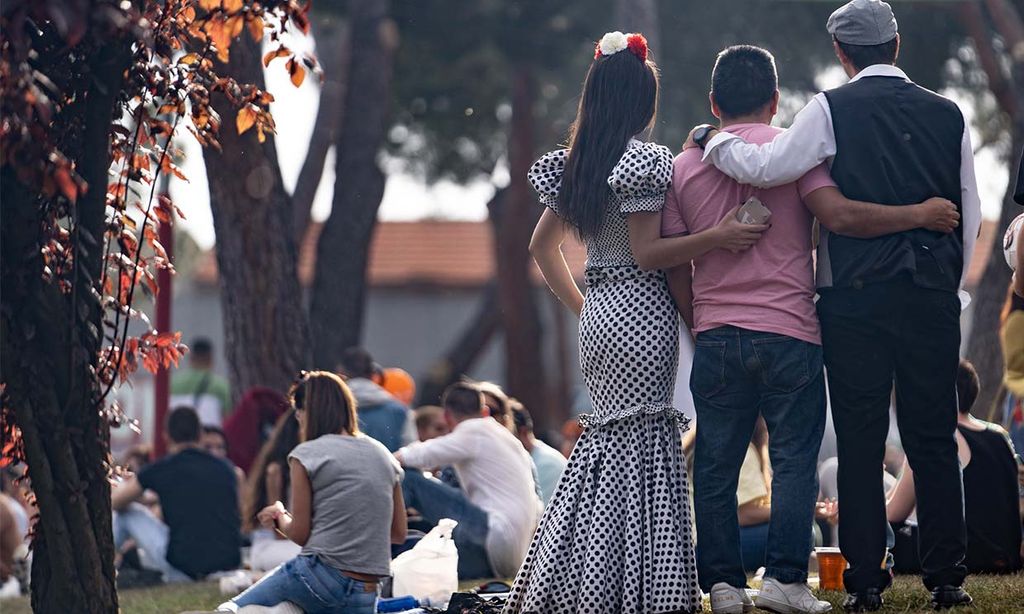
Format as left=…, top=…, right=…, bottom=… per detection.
left=594, top=31, right=649, bottom=62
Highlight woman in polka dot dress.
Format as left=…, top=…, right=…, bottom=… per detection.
left=504, top=32, right=769, bottom=614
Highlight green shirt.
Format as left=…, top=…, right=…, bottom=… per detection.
left=170, top=367, right=231, bottom=425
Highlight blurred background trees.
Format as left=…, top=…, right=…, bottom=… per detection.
left=200, top=0, right=1019, bottom=431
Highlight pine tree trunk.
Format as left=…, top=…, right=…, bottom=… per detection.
left=292, top=15, right=349, bottom=244
left=967, top=127, right=1022, bottom=416
left=492, top=66, right=554, bottom=433
left=0, top=37, right=130, bottom=614
left=309, top=0, right=397, bottom=369
left=205, top=35, right=311, bottom=398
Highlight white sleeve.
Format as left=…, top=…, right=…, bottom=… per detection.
left=701, top=94, right=837, bottom=188
left=957, top=123, right=983, bottom=310
left=397, top=428, right=474, bottom=469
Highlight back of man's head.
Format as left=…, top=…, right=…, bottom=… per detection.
left=339, top=347, right=375, bottom=380
left=956, top=359, right=980, bottom=415
left=190, top=337, right=213, bottom=367
left=442, top=383, right=485, bottom=420
left=509, top=398, right=533, bottom=434
left=167, top=406, right=201, bottom=445
left=711, top=45, right=778, bottom=120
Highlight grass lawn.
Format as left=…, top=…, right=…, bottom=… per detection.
left=2, top=573, right=1022, bottom=612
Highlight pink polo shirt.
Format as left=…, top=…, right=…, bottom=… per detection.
left=662, top=123, right=835, bottom=345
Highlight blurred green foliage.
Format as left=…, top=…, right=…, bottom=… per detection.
left=384, top=0, right=988, bottom=183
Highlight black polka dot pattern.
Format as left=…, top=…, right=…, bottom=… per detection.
left=526, top=140, right=674, bottom=269
left=505, top=142, right=700, bottom=613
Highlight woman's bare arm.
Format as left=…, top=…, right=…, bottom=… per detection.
left=885, top=459, right=917, bottom=524
left=530, top=208, right=585, bottom=316
left=627, top=208, right=768, bottom=272
left=391, top=484, right=408, bottom=545
left=282, top=459, right=312, bottom=546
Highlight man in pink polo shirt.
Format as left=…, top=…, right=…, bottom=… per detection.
left=663, top=45, right=961, bottom=614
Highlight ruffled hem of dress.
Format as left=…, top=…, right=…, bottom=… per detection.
left=578, top=402, right=692, bottom=431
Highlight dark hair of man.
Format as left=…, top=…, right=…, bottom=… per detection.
left=339, top=346, right=375, bottom=379
left=191, top=337, right=213, bottom=359
left=956, top=359, right=980, bottom=415
left=167, top=406, right=201, bottom=444
left=710, top=45, right=778, bottom=119
left=559, top=45, right=659, bottom=239
left=290, top=371, right=359, bottom=441
left=834, top=36, right=898, bottom=72
left=442, top=382, right=485, bottom=418
left=509, top=398, right=533, bottom=432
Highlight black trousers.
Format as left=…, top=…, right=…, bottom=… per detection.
left=818, top=278, right=967, bottom=592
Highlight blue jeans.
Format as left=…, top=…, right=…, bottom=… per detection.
left=691, top=326, right=826, bottom=590
left=401, top=469, right=494, bottom=579
left=112, top=503, right=191, bottom=583
left=227, top=555, right=377, bottom=614
left=740, top=523, right=769, bottom=572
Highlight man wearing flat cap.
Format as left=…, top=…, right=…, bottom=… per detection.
left=686, top=0, right=979, bottom=610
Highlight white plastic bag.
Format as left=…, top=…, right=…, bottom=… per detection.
left=391, top=518, right=459, bottom=607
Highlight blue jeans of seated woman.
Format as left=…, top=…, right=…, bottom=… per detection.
left=227, top=555, right=377, bottom=614
left=691, top=326, right=826, bottom=591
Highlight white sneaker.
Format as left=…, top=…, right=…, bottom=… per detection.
left=754, top=577, right=832, bottom=614
left=709, top=582, right=754, bottom=614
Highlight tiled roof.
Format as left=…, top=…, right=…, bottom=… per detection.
left=193, top=218, right=998, bottom=289
left=194, top=220, right=588, bottom=288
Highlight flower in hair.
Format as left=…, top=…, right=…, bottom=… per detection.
left=626, top=33, right=648, bottom=62
left=595, top=31, right=629, bottom=58
left=594, top=31, right=649, bottom=62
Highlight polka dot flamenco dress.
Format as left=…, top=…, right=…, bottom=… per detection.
left=504, top=140, right=701, bottom=614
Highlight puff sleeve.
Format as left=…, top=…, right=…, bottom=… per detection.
left=527, top=149, right=568, bottom=212
left=607, top=142, right=673, bottom=213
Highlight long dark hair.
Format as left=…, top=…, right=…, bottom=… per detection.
left=558, top=41, right=659, bottom=238
left=242, top=409, right=301, bottom=531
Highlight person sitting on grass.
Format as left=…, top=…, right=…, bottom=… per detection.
left=338, top=347, right=414, bottom=452
left=887, top=359, right=1023, bottom=575
left=414, top=405, right=450, bottom=442
left=396, top=382, right=542, bottom=580
left=215, top=371, right=407, bottom=614
left=242, top=409, right=303, bottom=572
left=202, top=425, right=247, bottom=498
left=510, top=399, right=567, bottom=506
left=112, top=406, right=241, bottom=582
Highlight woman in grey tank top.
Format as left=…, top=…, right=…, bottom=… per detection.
left=215, top=371, right=407, bottom=614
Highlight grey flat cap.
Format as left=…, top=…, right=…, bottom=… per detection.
left=827, top=0, right=898, bottom=46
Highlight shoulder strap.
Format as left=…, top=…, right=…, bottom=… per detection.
left=193, top=371, right=212, bottom=408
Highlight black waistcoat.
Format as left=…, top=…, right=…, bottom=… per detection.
left=820, top=75, right=964, bottom=292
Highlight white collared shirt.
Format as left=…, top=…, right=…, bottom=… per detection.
left=702, top=64, right=982, bottom=308
left=397, top=417, right=542, bottom=577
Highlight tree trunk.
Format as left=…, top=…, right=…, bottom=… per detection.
left=492, top=66, right=553, bottom=433
left=0, top=38, right=130, bottom=614
left=292, top=15, right=349, bottom=244
left=205, top=35, right=311, bottom=398
left=968, top=127, right=1022, bottom=415
left=309, top=0, right=397, bottom=369
left=961, top=0, right=1024, bottom=414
